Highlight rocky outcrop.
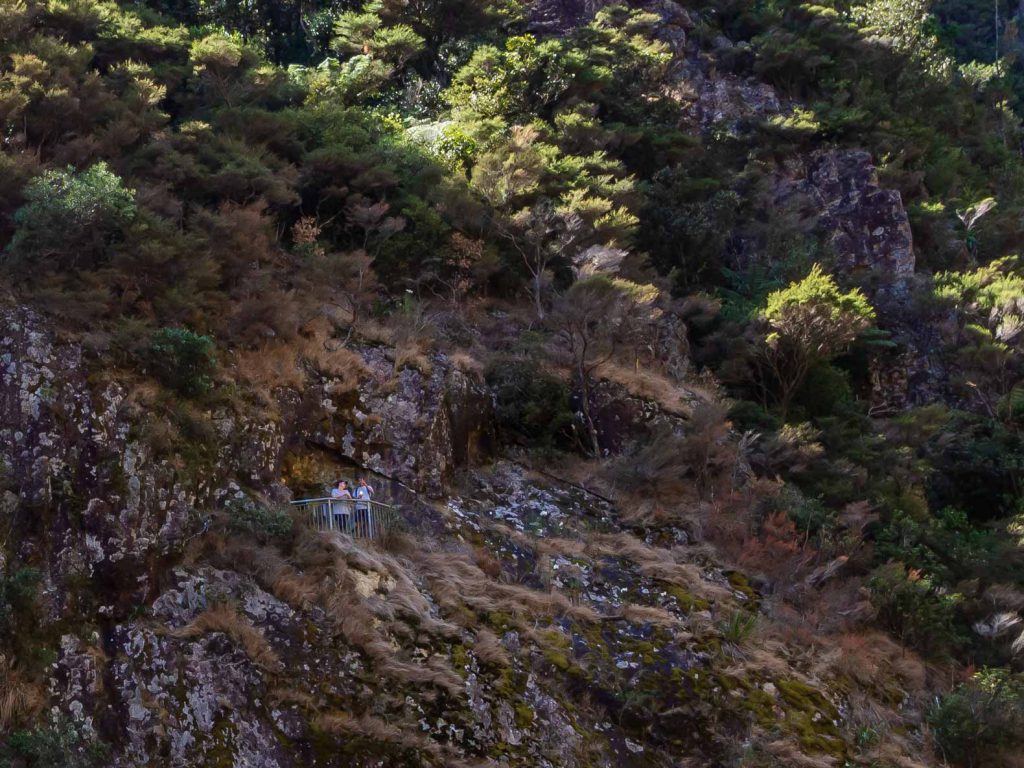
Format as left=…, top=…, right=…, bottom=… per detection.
left=731, top=150, right=916, bottom=282
left=1, top=303, right=919, bottom=767
left=1, top=309, right=189, bottom=596
left=793, top=150, right=916, bottom=279
left=0, top=308, right=292, bottom=614
left=670, top=42, right=785, bottom=134
left=302, top=349, right=495, bottom=498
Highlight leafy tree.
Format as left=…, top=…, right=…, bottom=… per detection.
left=470, top=125, right=638, bottom=317
left=189, top=31, right=259, bottom=107
left=334, top=1, right=424, bottom=65
left=550, top=275, right=655, bottom=456
left=375, top=0, right=518, bottom=54
left=153, top=0, right=335, bottom=63
left=756, top=264, right=875, bottom=417
left=3, top=162, right=136, bottom=274
left=854, top=0, right=954, bottom=74
left=446, top=34, right=571, bottom=124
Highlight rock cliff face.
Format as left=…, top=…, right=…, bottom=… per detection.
left=0, top=308, right=494, bottom=617
left=41, top=452, right=861, bottom=768
left=774, top=150, right=916, bottom=280
left=729, top=150, right=917, bottom=286
left=0, top=5, right=957, bottom=766
left=2, top=308, right=197, bottom=607
left=334, top=349, right=495, bottom=497
left=531, top=0, right=917, bottom=289
left=670, top=41, right=786, bottom=135
left=2, top=297, right=940, bottom=767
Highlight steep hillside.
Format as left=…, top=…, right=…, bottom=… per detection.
left=2, top=1, right=1024, bottom=767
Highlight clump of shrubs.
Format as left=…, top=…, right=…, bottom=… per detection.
left=225, top=496, right=294, bottom=543
left=929, top=668, right=1024, bottom=767
left=485, top=357, right=576, bottom=452
left=868, top=562, right=965, bottom=657
left=0, top=716, right=110, bottom=768
left=146, top=328, right=217, bottom=398
left=0, top=566, right=42, bottom=645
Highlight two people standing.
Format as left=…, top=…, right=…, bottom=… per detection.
left=329, top=477, right=375, bottom=532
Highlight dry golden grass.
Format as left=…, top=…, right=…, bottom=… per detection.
left=229, top=316, right=368, bottom=404
left=316, top=711, right=445, bottom=761
left=394, top=345, right=433, bottom=377
left=0, top=661, right=44, bottom=732
left=862, top=740, right=935, bottom=768
left=355, top=318, right=394, bottom=346
left=172, top=603, right=282, bottom=673
left=472, top=628, right=510, bottom=667
left=826, top=630, right=928, bottom=695
left=586, top=532, right=732, bottom=604
left=619, top=604, right=683, bottom=628
left=269, top=686, right=319, bottom=711
left=759, top=738, right=839, bottom=768
left=293, top=534, right=466, bottom=696
left=413, top=550, right=600, bottom=626
left=450, top=351, right=484, bottom=380
left=218, top=540, right=319, bottom=610
left=597, top=360, right=698, bottom=417
left=234, top=342, right=306, bottom=393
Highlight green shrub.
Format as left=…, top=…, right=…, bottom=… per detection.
left=0, top=718, right=110, bottom=768
left=929, top=668, right=1024, bottom=767
left=717, top=610, right=758, bottom=645
left=3, top=162, right=136, bottom=274
left=147, top=328, right=217, bottom=398
left=791, top=363, right=854, bottom=420
left=757, top=265, right=875, bottom=418
left=726, top=399, right=781, bottom=432
left=876, top=506, right=993, bottom=585
left=226, top=496, right=294, bottom=542
left=0, top=566, right=42, bottom=640
left=485, top=357, right=576, bottom=451
left=868, top=562, right=965, bottom=657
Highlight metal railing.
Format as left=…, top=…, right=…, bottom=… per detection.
left=290, top=497, right=400, bottom=540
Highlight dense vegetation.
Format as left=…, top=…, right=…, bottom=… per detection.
left=2, top=0, right=1024, bottom=764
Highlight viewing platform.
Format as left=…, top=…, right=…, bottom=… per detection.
left=290, top=497, right=401, bottom=540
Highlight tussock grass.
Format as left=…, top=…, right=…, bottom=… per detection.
left=230, top=316, right=368, bottom=404
left=820, top=630, right=927, bottom=696
left=587, top=532, right=732, bottom=603
left=317, top=711, right=438, bottom=754
left=597, top=360, right=698, bottom=418
left=222, top=541, right=318, bottom=610
left=0, top=660, right=44, bottom=732
left=268, top=686, right=319, bottom=711
left=471, top=627, right=510, bottom=667
left=315, top=711, right=476, bottom=764
left=758, top=738, right=838, bottom=768
left=293, top=532, right=465, bottom=696
left=413, top=551, right=600, bottom=625
left=171, top=603, right=282, bottom=673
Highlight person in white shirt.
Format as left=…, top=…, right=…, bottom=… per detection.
left=354, top=477, right=374, bottom=535
left=330, top=480, right=352, bottom=529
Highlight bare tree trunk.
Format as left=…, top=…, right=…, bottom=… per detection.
left=577, top=362, right=600, bottom=457
left=534, top=268, right=545, bottom=320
